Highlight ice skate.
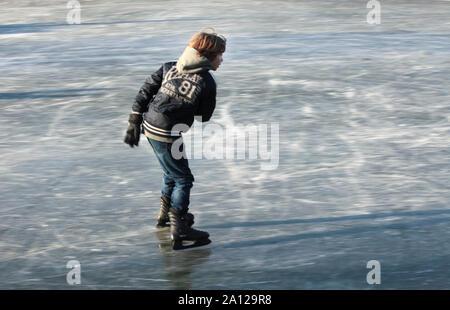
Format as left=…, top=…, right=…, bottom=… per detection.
left=169, top=207, right=211, bottom=251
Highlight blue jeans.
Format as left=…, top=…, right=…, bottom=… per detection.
left=147, top=137, right=194, bottom=212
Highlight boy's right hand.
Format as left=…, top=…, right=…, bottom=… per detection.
left=124, top=113, right=143, bottom=147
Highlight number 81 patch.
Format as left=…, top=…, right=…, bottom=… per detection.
left=178, top=80, right=198, bottom=100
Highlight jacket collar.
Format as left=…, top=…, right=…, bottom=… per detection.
left=176, top=47, right=212, bottom=74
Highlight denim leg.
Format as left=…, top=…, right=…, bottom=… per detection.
left=161, top=173, right=175, bottom=199
left=148, top=137, right=194, bottom=212
left=171, top=177, right=193, bottom=211
left=148, top=138, right=174, bottom=198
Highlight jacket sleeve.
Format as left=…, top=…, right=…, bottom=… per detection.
left=195, top=74, right=216, bottom=122
left=131, top=65, right=164, bottom=114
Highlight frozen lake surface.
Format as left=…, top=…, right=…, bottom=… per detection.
left=1, top=0, right=449, bottom=289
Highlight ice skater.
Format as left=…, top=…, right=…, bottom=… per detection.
left=124, top=29, right=226, bottom=250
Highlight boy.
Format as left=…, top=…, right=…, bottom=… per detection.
left=124, top=29, right=226, bottom=250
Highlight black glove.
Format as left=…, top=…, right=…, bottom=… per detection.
left=124, top=113, right=143, bottom=147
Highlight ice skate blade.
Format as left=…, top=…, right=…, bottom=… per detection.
left=172, top=238, right=211, bottom=251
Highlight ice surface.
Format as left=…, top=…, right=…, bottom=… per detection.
left=0, top=0, right=449, bottom=289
